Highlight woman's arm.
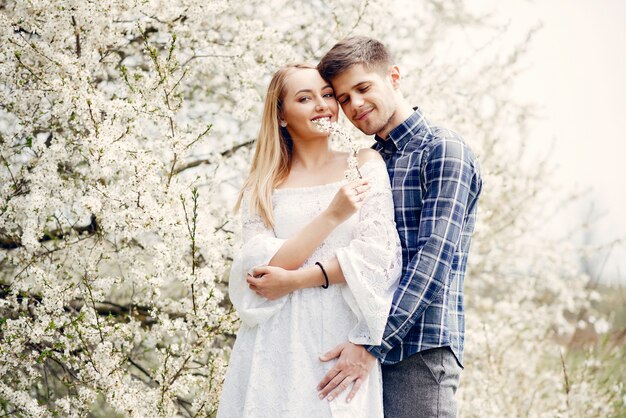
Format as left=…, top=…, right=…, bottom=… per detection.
left=274, top=149, right=386, bottom=284
left=268, top=148, right=382, bottom=270
left=267, top=179, right=369, bottom=270
left=248, top=256, right=346, bottom=300
left=248, top=149, right=392, bottom=298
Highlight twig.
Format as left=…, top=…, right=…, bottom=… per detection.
left=559, top=348, right=571, bottom=414
left=173, top=139, right=254, bottom=175
left=184, top=124, right=212, bottom=150
left=71, top=16, right=81, bottom=58
left=166, top=152, right=178, bottom=189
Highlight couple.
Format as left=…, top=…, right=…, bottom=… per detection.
left=217, top=36, right=483, bottom=418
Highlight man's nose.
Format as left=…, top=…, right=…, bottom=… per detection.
left=352, top=94, right=365, bottom=108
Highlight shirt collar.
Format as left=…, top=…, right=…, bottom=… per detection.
left=374, top=107, right=430, bottom=154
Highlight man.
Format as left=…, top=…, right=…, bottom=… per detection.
left=315, top=36, right=483, bottom=417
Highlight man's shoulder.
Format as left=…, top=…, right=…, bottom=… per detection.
left=397, top=118, right=465, bottom=155
left=422, top=126, right=477, bottom=162
left=397, top=123, right=468, bottom=166
left=425, top=125, right=467, bottom=147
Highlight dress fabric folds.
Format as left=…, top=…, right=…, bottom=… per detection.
left=217, top=159, right=402, bottom=418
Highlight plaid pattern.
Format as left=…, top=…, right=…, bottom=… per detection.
left=366, top=108, right=482, bottom=367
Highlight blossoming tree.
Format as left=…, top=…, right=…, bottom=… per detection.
left=0, top=0, right=621, bottom=416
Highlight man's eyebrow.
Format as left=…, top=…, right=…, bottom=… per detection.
left=335, top=81, right=368, bottom=100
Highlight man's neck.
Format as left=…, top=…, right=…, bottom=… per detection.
left=376, top=103, right=416, bottom=140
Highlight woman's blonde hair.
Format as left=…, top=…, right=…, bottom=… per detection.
left=234, top=63, right=317, bottom=228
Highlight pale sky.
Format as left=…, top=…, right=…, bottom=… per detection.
left=506, top=0, right=626, bottom=282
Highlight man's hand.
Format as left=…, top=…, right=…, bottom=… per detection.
left=247, top=265, right=299, bottom=300
left=317, top=342, right=376, bottom=403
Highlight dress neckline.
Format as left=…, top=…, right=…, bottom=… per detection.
left=273, top=159, right=381, bottom=194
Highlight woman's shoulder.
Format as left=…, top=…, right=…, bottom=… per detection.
left=332, top=149, right=384, bottom=173
left=356, top=148, right=383, bottom=165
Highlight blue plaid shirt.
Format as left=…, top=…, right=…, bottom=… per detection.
left=366, top=108, right=482, bottom=367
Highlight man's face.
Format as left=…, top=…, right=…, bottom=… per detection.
left=331, top=63, right=398, bottom=137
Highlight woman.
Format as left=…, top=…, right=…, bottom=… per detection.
left=217, top=63, right=401, bottom=417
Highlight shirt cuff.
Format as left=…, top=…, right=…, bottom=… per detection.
left=365, top=340, right=393, bottom=360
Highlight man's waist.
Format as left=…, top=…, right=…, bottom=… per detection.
left=379, top=333, right=464, bottom=368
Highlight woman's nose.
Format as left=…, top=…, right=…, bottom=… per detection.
left=315, top=97, right=328, bottom=111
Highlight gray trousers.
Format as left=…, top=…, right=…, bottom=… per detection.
left=381, top=346, right=461, bottom=418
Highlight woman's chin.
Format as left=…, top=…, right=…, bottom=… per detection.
left=306, top=130, right=330, bottom=140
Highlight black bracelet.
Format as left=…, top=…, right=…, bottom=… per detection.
left=315, top=262, right=329, bottom=289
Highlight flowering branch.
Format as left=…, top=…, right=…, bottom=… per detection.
left=181, top=187, right=200, bottom=315
left=312, top=118, right=362, bottom=181
left=173, top=139, right=255, bottom=175
left=0, top=215, right=99, bottom=250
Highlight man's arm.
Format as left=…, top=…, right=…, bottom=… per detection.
left=368, top=137, right=477, bottom=357
left=317, top=137, right=478, bottom=400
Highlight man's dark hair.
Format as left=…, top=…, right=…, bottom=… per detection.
left=317, top=36, right=393, bottom=81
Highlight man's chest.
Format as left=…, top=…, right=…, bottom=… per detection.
left=384, top=152, right=424, bottom=245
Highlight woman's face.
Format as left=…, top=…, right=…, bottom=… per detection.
left=280, top=68, right=339, bottom=140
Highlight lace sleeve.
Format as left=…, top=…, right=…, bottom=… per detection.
left=228, top=190, right=288, bottom=327
left=335, top=159, right=402, bottom=345
left=241, top=190, right=275, bottom=244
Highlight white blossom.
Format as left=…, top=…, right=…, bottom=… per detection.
left=0, top=0, right=622, bottom=416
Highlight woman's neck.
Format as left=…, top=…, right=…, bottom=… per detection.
left=290, top=138, right=334, bottom=170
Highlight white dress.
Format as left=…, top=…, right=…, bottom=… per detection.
left=217, top=159, right=402, bottom=418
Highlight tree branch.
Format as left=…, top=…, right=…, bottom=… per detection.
left=0, top=283, right=184, bottom=327
left=0, top=214, right=98, bottom=250
left=173, top=139, right=254, bottom=175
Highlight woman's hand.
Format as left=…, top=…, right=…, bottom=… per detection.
left=324, top=179, right=370, bottom=224
left=247, top=265, right=300, bottom=300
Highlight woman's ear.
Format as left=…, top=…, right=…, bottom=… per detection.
left=278, top=109, right=287, bottom=127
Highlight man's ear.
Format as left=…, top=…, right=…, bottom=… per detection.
left=388, top=65, right=401, bottom=90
